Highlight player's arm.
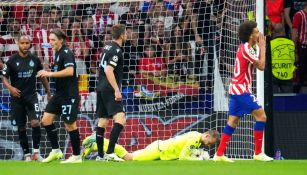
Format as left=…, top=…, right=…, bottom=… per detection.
left=105, top=65, right=122, bottom=101
left=0, top=58, right=3, bottom=70
left=37, top=51, right=75, bottom=78
left=105, top=51, right=122, bottom=101
left=2, top=63, right=21, bottom=98
left=178, top=137, right=200, bottom=161
left=37, top=65, right=74, bottom=78
left=39, top=77, right=52, bottom=100
left=254, top=33, right=266, bottom=71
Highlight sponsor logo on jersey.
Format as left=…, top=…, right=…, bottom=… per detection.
left=2, top=64, right=7, bottom=75
left=41, top=43, right=52, bottom=48
left=249, top=48, right=256, bottom=56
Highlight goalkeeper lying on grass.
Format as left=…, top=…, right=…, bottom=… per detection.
left=81, top=130, right=220, bottom=161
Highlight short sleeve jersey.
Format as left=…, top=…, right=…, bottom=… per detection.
left=2, top=53, right=42, bottom=100
left=97, top=42, right=124, bottom=91
left=53, top=45, right=79, bottom=98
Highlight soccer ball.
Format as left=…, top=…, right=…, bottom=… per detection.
left=191, top=149, right=210, bottom=160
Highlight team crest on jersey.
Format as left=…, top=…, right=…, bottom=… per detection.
left=64, top=49, right=68, bottom=53
left=16, top=62, right=19, bottom=66
left=112, top=55, right=118, bottom=62
left=29, top=60, right=34, bottom=67
left=248, top=48, right=256, bottom=56
left=116, top=49, right=120, bottom=53
left=189, top=145, right=195, bottom=150
left=2, top=64, right=7, bottom=75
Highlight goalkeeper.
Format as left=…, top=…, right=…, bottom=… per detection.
left=81, top=130, right=220, bottom=161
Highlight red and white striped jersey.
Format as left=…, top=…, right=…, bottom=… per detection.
left=229, top=43, right=259, bottom=95
left=293, top=10, right=307, bottom=45
left=92, top=12, right=118, bottom=35
left=33, top=28, right=54, bottom=64
left=0, top=34, right=18, bottom=62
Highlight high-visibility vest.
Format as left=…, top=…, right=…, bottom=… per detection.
left=271, top=37, right=296, bottom=80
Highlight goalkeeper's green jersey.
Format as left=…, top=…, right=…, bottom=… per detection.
left=158, top=131, right=202, bottom=160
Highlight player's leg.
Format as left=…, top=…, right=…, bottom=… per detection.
left=95, top=91, right=110, bottom=160
left=132, top=140, right=160, bottom=161
left=106, top=112, right=126, bottom=156
left=11, top=101, right=31, bottom=161
left=26, top=99, right=42, bottom=161
left=213, top=115, right=238, bottom=162
left=95, top=118, right=110, bottom=161
left=42, top=96, right=63, bottom=163
left=104, top=90, right=126, bottom=161
left=214, top=94, right=243, bottom=162
left=60, top=97, right=82, bottom=164
left=251, top=108, right=273, bottom=161
left=82, top=134, right=127, bottom=159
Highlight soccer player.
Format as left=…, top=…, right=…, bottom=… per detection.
left=95, top=24, right=127, bottom=161
left=2, top=35, right=51, bottom=161
left=81, top=130, right=220, bottom=161
left=213, top=21, right=273, bottom=162
left=37, top=29, right=81, bottom=163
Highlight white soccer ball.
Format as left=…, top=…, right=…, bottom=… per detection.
left=191, top=149, right=210, bottom=160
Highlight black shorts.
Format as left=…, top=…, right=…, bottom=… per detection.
left=10, top=96, right=41, bottom=126
left=45, top=95, right=79, bottom=124
left=96, top=90, right=124, bottom=118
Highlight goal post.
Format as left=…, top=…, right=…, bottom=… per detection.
left=0, top=0, right=263, bottom=160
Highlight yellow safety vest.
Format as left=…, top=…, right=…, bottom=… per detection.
left=271, top=37, right=296, bottom=80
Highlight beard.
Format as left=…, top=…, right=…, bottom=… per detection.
left=19, top=49, right=29, bottom=55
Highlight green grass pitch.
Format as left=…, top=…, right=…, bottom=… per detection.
left=0, top=160, right=306, bottom=175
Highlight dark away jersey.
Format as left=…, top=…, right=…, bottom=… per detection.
left=97, top=42, right=124, bottom=91
left=2, top=53, right=42, bottom=100
left=53, top=45, right=78, bottom=98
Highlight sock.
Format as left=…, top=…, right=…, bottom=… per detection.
left=44, top=124, right=59, bottom=149
left=32, top=126, right=41, bottom=150
left=69, top=129, right=80, bottom=156
left=96, top=127, right=105, bottom=158
left=18, top=126, right=30, bottom=155
left=254, top=121, right=265, bottom=155
left=216, top=124, right=235, bottom=156
left=107, top=123, right=124, bottom=154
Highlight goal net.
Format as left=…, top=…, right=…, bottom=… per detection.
left=0, top=0, right=259, bottom=160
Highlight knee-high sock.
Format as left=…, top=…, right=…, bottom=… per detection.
left=32, top=126, right=41, bottom=150
left=254, top=121, right=265, bottom=155
left=92, top=138, right=128, bottom=158
left=69, top=129, right=80, bottom=155
left=96, top=127, right=105, bottom=157
left=44, top=124, right=59, bottom=149
left=107, top=123, right=124, bottom=154
left=18, top=126, right=30, bottom=155
left=216, top=124, right=235, bottom=156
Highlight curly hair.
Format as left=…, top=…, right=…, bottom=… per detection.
left=239, top=21, right=257, bottom=43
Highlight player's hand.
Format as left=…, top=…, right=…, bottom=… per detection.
left=43, top=63, right=51, bottom=72
left=37, top=70, right=52, bottom=78
left=115, top=90, right=122, bottom=101
left=9, top=87, right=21, bottom=98
left=258, top=33, right=266, bottom=48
